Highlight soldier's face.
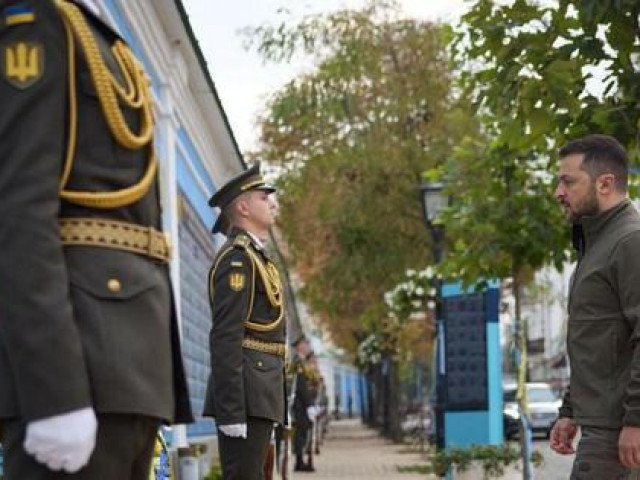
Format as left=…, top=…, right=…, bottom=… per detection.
left=246, top=190, right=277, bottom=230
left=296, top=340, right=311, bottom=357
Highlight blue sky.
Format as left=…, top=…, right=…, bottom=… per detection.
left=181, top=1, right=467, bottom=152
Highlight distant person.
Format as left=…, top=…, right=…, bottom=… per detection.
left=203, top=163, right=286, bottom=480
left=551, top=134, right=640, bottom=477
left=290, top=338, right=317, bottom=472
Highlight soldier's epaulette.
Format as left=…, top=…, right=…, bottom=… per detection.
left=233, top=234, right=251, bottom=249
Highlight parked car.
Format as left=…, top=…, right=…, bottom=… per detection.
left=503, top=383, right=520, bottom=440
left=503, top=382, right=562, bottom=439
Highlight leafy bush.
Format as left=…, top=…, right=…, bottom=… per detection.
left=397, top=444, right=543, bottom=479
left=203, top=462, right=223, bottom=480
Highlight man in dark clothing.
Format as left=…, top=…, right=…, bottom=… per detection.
left=0, top=1, right=192, bottom=477
left=204, top=163, right=286, bottom=480
left=551, top=134, right=640, bottom=478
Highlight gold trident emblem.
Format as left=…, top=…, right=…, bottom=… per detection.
left=3, top=42, right=43, bottom=89
left=229, top=273, right=246, bottom=292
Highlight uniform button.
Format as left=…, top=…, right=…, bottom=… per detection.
left=107, top=278, right=122, bottom=293
left=257, top=361, right=263, bottom=367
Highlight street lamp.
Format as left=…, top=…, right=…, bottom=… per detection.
left=420, top=182, right=447, bottom=450
left=421, top=183, right=446, bottom=262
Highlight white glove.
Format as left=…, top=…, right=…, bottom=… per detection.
left=24, top=407, right=97, bottom=473
left=306, top=406, right=319, bottom=421
left=219, top=423, right=247, bottom=438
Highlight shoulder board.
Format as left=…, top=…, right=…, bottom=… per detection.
left=233, top=234, right=251, bottom=249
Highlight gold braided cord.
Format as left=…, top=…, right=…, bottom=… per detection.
left=244, top=306, right=284, bottom=332
left=110, top=41, right=142, bottom=107
left=55, top=0, right=158, bottom=209
left=60, top=147, right=158, bottom=209
left=55, top=0, right=153, bottom=149
left=243, top=246, right=284, bottom=332
left=209, top=242, right=284, bottom=333
left=242, top=337, right=286, bottom=357
left=246, top=247, right=282, bottom=308
left=58, top=7, right=77, bottom=190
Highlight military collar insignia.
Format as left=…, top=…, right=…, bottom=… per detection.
left=233, top=233, right=251, bottom=249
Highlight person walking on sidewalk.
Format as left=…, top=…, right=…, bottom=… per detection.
left=551, top=134, right=640, bottom=478
left=204, top=163, right=286, bottom=480
left=0, top=1, right=193, bottom=478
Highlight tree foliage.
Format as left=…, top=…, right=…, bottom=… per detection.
left=439, top=4, right=640, bottom=465
left=441, top=0, right=640, bottom=287
left=457, top=0, right=640, bottom=160
left=246, top=1, right=469, bottom=352
left=443, top=0, right=640, bottom=320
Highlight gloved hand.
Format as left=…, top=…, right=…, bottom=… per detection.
left=219, top=423, right=247, bottom=438
left=24, top=407, right=97, bottom=473
left=306, top=406, right=319, bottom=421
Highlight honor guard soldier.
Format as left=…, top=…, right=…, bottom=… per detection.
left=0, top=1, right=193, bottom=478
left=303, top=352, right=321, bottom=471
left=204, top=163, right=287, bottom=480
left=290, top=338, right=319, bottom=472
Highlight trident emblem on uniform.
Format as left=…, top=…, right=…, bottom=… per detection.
left=229, top=273, right=245, bottom=292
left=3, top=42, right=43, bottom=89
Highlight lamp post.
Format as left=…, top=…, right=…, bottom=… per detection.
left=420, top=182, right=447, bottom=450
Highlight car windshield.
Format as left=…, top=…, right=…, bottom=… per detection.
left=527, top=386, right=557, bottom=403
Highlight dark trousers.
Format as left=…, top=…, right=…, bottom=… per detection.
left=292, top=422, right=310, bottom=458
left=0, top=414, right=159, bottom=480
left=217, top=417, right=273, bottom=480
left=571, top=426, right=640, bottom=480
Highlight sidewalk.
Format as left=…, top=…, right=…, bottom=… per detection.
left=293, top=418, right=434, bottom=479
left=290, top=418, right=573, bottom=480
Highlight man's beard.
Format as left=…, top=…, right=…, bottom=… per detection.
left=570, top=185, right=599, bottom=222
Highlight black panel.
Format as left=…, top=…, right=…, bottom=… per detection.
left=443, top=292, right=488, bottom=411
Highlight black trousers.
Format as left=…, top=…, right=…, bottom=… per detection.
left=217, top=417, right=273, bottom=480
left=292, top=422, right=310, bottom=458
left=0, top=414, right=160, bottom=480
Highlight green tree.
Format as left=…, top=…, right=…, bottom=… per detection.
left=457, top=0, right=640, bottom=159
left=246, top=1, right=470, bottom=354
left=450, top=0, right=640, bottom=400
left=441, top=0, right=640, bottom=475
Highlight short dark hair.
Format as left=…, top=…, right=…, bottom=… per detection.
left=559, top=134, right=629, bottom=191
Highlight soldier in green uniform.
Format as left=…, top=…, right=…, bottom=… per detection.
left=290, top=338, right=318, bottom=472
left=0, top=0, right=193, bottom=478
left=204, top=163, right=286, bottom=480
left=303, top=352, right=320, bottom=471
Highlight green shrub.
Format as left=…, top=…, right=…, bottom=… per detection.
left=397, top=444, right=544, bottom=479
left=203, top=462, right=223, bottom=480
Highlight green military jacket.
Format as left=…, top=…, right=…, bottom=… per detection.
left=0, top=0, right=192, bottom=423
left=560, top=199, right=640, bottom=428
left=290, top=356, right=318, bottom=428
left=204, top=228, right=286, bottom=425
